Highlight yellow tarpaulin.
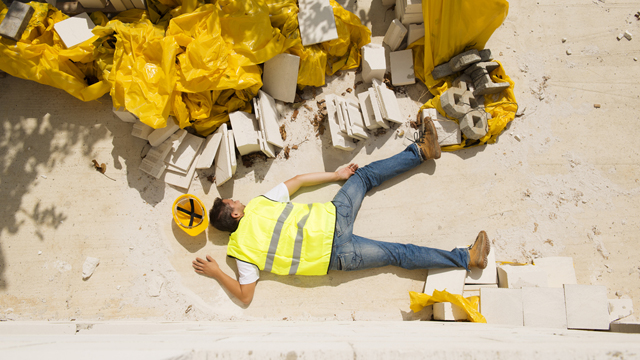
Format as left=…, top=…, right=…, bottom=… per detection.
left=409, top=290, right=486, bottom=323
left=408, top=0, right=517, bottom=150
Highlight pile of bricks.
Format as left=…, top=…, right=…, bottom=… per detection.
left=422, top=254, right=634, bottom=330
left=394, top=0, right=423, bottom=26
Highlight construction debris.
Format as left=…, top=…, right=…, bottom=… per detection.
left=0, top=1, right=34, bottom=41
left=390, top=49, right=415, bottom=86
left=82, top=256, right=100, bottom=280
left=298, top=0, right=339, bottom=46
left=361, top=44, right=387, bottom=84
left=262, top=53, right=301, bottom=103
left=53, top=12, right=96, bottom=49
left=383, top=19, right=407, bottom=52
left=395, top=0, right=423, bottom=25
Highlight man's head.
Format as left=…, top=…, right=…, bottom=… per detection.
left=209, top=198, right=245, bottom=232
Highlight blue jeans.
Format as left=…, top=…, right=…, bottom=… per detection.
left=328, top=144, right=470, bottom=271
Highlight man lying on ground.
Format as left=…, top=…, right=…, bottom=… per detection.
left=193, top=118, right=491, bottom=305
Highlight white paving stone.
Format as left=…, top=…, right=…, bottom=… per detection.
left=196, top=130, right=223, bottom=169
left=390, top=49, right=415, bottom=86
left=522, top=287, right=567, bottom=329
left=564, top=284, right=610, bottom=330
left=258, top=90, right=284, bottom=148
left=214, top=124, right=232, bottom=186
left=423, top=268, right=466, bottom=295
left=497, top=264, right=548, bottom=289
left=148, top=118, right=180, bottom=147
left=229, top=111, right=261, bottom=156
left=297, top=0, right=339, bottom=46
left=533, top=257, right=577, bottom=288
left=166, top=133, right=203, bottom=172
left=480, top=288, right=523, bottom=326
left=53, top=12, right=96, bottom=48
left=262, top=54, right=300, bottom=103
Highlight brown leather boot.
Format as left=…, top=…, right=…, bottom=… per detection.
left=415, top=117, right=441, bottom=160
left=468, top=231, right=490, bottom=269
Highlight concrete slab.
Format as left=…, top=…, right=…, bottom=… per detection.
left=345, top=99, right=368, bottom=140
left=462, top=283, right=498, bottom=298
left=390, top=49, right=415, bottom=86
left=214, top=123, right=232, bottom=186
left=140, top=130, right=185, bottom=179
left=325, top=95, right=356, bottom=151
left=367, top=88, right=390, bottom=128
left=77, top=0, right=107, bottom=8
left=373, top=79, right=403, bottom=123
left=423, top=268, right=466, bottom=295
left=297, top=0, right=339, bottom=46
left=433, top=302, right=467, bottom=321
left=167, top=133, right=203, bottom=172
left=497, top=264, right=548, bottom=289
left=229, top=111, right=261, bottom=156
left=357, top=91, right=379, bottom=130
left=564, top=284, right=610, bottom=330
left=459, top=109, right=489, bottom=140
left=533, top=257, right=578, bottom=288
left=195, top=130, right=223, bottom=169
left=227, top=130, right=237, bottom=175
left=383, top=19, right=407, bottom=52
left=433, top=118, right=462, bottom=146
left=53, top=12, right=96, bottom=48
left=258, top=90, right=284, bottom=148
left=262, top=54, right=300, bottom=103
left=481, top=288, right=523, bottom=326
left=0, top=2, right=34, bottom=41
left=112, top=107, right=139, bottom=123
left=522, top=287, right=567, bottom=329
left=131, top=122, right=154, bottom=140
left=449, top=49, right=482, bottom=72
left=148, top=118, right=179, bottom=147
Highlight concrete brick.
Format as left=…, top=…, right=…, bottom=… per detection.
left=325, top=95, right=356, bottom=151
left=407, top=23, right=424, bottom=46
left=0, top=2, right=34, bottom=41
left=383, top=19, right=407, bottom=52
left=140, top=130, right=185, bottom=179
left=440, top=87, right=477, bottom=120
left=78, top=0, right=107, bottom=8
left=608, top=299, right=633, bottom=322
left=390, top=49, right=415, bottom=86
left=532, top=257, right=577, bottom=288
left=479, top=49, right=493, bottom=62
left=465, top=245, right=497, bottom=284
left=228, top=130, right=237, bottom=175
left=459, top=109, right=489, bottom=140
left=522, top=287, right=567, bottom=329
left=257, top=130, right=276, bottom=158
left=423, top=268, right=466, bottom=296
left=399, top=12, right=423, bottom=26
left=113, top=107, right=139, bottom=123
left=257, top=90, right=284, bottom=148
left=449, top=49, right=482, bottom=72
left=166, top=133, right=204, bottom=172
left=480, top=288, right=523, bottom=326
left=564, top=284, right=610, bottom=330
left=433, top=302, right=467, bottom=321
left=297, top=0, right=339, bottom=46
left=344, top=98, right=368, bottom=140
left=357, top=91, right=380, bottom=129
left=229, top=111, right=261, bottom=156
left=497, top=264, right=548, bottom=289
left=131, top=122, right=154, bottom=140
left=367, top=88, right=390, bottom=129
left=164, top=146, right=201, bottom=191
left=474, top=81, right=510, bottom=97
left=148, top=118, right=179, bottom=147
left=334, top=97, right=348, bottom=134
left=463, top=61, right=510, bottom=97
left=214, top=124, right=232, bottom=186
left=262, top=53, right=300, bottom=103
left=361, top=45, right=387, bottom=84
left=196, top=130, right=223, bottom=169
left=53, top=12, right=96, bottom=48
left=451, top=74, right=474, bottom=92
left=432, top=119, right=461, bottom=146
left=373, top=79, right=403, bottom=123
left=431, top=62, right=453, bottom=80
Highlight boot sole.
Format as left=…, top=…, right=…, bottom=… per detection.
left=424, top=118, right=441, bottom=159
left=471, top=231, right=490, bottom=269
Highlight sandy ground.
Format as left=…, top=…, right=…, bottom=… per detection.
left=0, top=0, right=639, bottom=322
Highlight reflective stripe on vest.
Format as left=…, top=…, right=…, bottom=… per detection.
left=227, top=197, right=335, bottom=276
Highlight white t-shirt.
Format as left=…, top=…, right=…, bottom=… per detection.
left=236, top=183, right=290, bottom=285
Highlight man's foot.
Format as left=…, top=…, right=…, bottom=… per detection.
left=468, top=231, right=490, bottom=269
left=415, top=117, right=441, bottom=160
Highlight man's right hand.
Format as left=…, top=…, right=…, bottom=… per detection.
left=193, top=255, right=221, bottom=278
left=336, top=163, right=358, bottom=181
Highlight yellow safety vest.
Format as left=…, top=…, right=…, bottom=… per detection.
left=227, top=196, right=336, bottom=276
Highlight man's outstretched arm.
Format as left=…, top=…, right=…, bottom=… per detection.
left=192, top=255, right=256, bottom=305
left=284, top=163, right=358, bottom=196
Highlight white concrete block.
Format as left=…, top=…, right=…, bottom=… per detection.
left=480, top=288, right=523, bottom=326
left=533, top=257, right=577, bottom=288
left=357, top=92, right=379, bottom=130
left=166, top=133, right=203, bottom=172
left=257, top=130, right=276, bottom=158
left=262, top=53, right=300, bottom=103
left=390, top=49, right=415, bottom=86
left=148, top=118, right=180, bottom=147
left=383, top=19, right=407, bottom=52
left=423, top=268, right=466, bottom=296
left=140, top=130, right=184, bottom=179
left=522, top=287, right=567, bottom=329
left=257, top=90, right=284, bottom=148
left=608, top=299, right=633, bottom=322
left=465, top=245, right=497, bottom=285
left=400, top=12, right=423, bottom=25
left=131, top=122, right=154, bottom=140
left=77, top=0, right=107, bottom=8
left=335, top=97, right=349, bottom=134
left=113, top=107, right=138, bottom=123
left=53, top=12, right=96, bottom=48
left=214, top=124, right=232, bottom=186
left=433, top=302, right=467, bottom=321
left=164, top=149, right=201, bottom=191
left=361, top=45, right=387, bottom=84
left=497, top=264, right=548, bottom=289
left=564, top=284, right=610, bottom=330
left=297, top=0, right=339, bottom=46
left=196, top=130, right=223, bottom=169
left=433, top=119, right=462, bottom=146
left=367, top=88, right=390, bottom=129
left=373, top=79, right=403, bottom=123
left=229, top=111, right=261, bottom=156
left=345, top=99, right=368, bottom=140
left=325, top=95, right=356, bottom=151
left=407, top=23, right=425, bottom=45
left=228, top=130, right=237, bottom=175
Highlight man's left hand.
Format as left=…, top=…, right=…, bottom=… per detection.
left=336, top=163, right=358, bottom=180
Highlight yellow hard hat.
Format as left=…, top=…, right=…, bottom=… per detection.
left=172, top=194, right=209, bottom=236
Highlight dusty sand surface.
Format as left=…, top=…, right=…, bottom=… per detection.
left=1, top=0, right=639, bottom=322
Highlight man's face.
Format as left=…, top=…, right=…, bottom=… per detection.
left=223, top=199, right=245, bottom=219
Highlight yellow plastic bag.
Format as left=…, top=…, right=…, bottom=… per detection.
left=409, top=290, right=486, bottom=323
left=408, top=0, right=516, bottom=150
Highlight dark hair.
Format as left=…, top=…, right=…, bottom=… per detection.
left=210, top=197, right=239, bottom=232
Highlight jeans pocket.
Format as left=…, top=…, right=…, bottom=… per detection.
left=334, top=203, right=352, bottom=238
left=338, top=252, right=362, bottom=271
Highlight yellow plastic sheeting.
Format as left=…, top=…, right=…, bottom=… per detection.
left=0, top=2, right=110, bottom=102
left=408, top=0, right=515, bottom=150
left=409, top=290, right=486, bottom=323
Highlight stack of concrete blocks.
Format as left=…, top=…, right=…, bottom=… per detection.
left=195, top=130, right=224, bottom=170
left=297, top=0, right=338, bottom=46
left=389, top=49, right=415, bottom=86
left=420, top=108, right=461, bottom=146
left=357, top=91, right=389, bottom=130
left=361, top=44, right=387, bottom=84
left=407, top=23, right=425, bottom=46
left=423, top=268, right=467, bottom=321
left=480, top=288, right=524, bottom=326
left=131, top=122, right=154, bottom=140
left=262, top=53, right=300, bottom=103
left=139, top=127, right=185, bottom=179
left=383, top=19, right=407, bottom=52
left=0, top=1, right=35, bottom=41
left=371, top=79, right=403, bottom=124
left=440, top=73, right=490, bottom=141
left=325, top=95, right=356, bottom=151
left=395, top=0, right=423, bottom=25
left=334, top=96, right=369, bottom=141
left=431, top=49, right=493, bottom=80
left=53, top=12, right=97, bottom=48
left=164, top=133, right=205, bottom=190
